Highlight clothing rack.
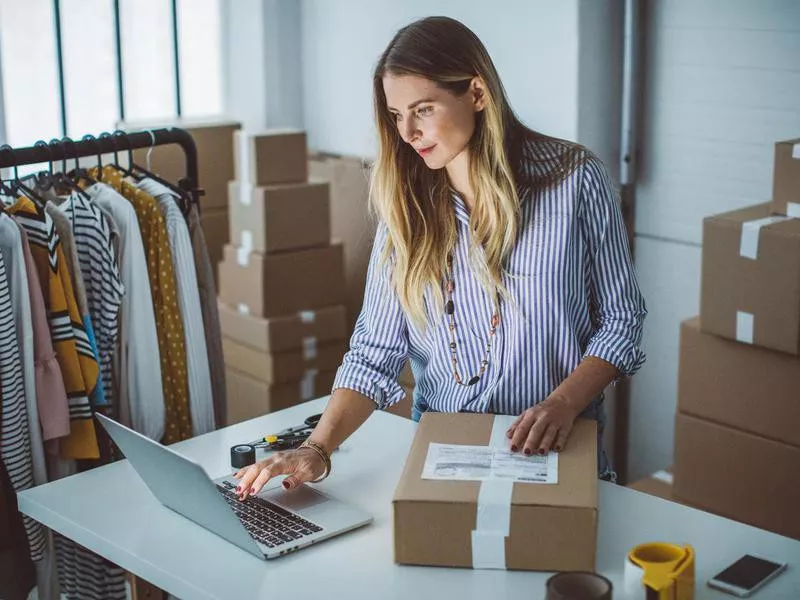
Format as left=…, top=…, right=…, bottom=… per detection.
left=0, top=127, right=201, bottom=206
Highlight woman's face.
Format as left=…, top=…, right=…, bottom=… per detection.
left=383, top=73, right=482, bottom=170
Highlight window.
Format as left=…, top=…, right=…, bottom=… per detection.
left=0, top=0, right=223, bottom=149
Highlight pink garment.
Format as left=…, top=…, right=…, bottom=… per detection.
left=17, top=225, right=70, bottom=442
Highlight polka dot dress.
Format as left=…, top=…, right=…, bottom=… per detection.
left=100, top=166, right=193, bottom=443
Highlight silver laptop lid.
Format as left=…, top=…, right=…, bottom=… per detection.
left=95, top=413, right=263, bottom=558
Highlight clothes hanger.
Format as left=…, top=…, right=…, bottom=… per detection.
left=0, top=143, right=47, bottom=208
left=47, top=138, right=93, bottom=201
left=63, top=136, right=99, bottom=188
left=99, top=130, right=135, bottom=179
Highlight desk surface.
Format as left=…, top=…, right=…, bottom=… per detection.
left=18, top=399, right=800, bottom=600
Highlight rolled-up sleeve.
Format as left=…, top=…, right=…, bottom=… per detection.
left=332, top=224, right=409, bottom=409
left=579, top=154, right=647, bottom=377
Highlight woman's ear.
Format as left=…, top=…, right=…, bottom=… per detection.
left=470, top=77, right=487, bottom=112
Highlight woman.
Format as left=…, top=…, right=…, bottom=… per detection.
left=235, top=16, right=646, bottom=499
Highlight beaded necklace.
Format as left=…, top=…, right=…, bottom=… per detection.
left=443, top=252, right=500, bottom=386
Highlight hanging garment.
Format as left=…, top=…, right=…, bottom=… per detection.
left=0, top=248, right=45, bottom=561
left=138, top=178, right=214, bottom=435
left=7, top=197, right=100, bottom=459
left=84, top=182, right=164, bottom=441
left=53, top=534, right=126, bottom=600
left=51, top=196, right=125, bottom=417
left=187, top=205, right=227, bottom=427
left=96, top=166, right=192, bottom=443
left=0, top=456, right=36, bottom=600
left=0, top=214, right=45, bottom=486
left=15, top=224, right=70, bottom=446
left=46, top=203, right=107, bottom=409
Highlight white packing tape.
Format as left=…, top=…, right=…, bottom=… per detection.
left=739, top=215, right=788, bottom=259
left=240, top=230, right=253, bottom=250
left=299, top=310, right=316, bottom=324
left=792, top=142, right=800, bottom=159
left=237, top=303, right=250, bottom=315
left=736, top=311, right=754, bottom=344
left=238, top=181, right=253, bottom=206
left=788, top=202, right=800, bottom=218
left=236, top=130, right=249, bottom=183
left=236, top=246, right=250, bottom=267
left=299, top=369, right=319, bottom=401
left=651, top=470, right=674, bottom=485
left=471, top=414, right=515, bottom=570
left=302, top=336, right=318, bottom=361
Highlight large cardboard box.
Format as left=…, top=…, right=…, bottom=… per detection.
left=234, top=130, right=307, bottom=185
left=222, top=337, right=346, bottom=384
left=673, top=412, right=800, bottom=540
left=218, top=243, right=346, bottom=318
left=226, top=367, right=336, bottom=426
left=771, top=138, right=800, bottom=217
left=393, top=414, right=597, bottom=571
left=228, top=180, right=330, bottom=253
left=628, top=468, right=675, bottom=502
left=700, top=203, right=800, bottom=354
left=679, top=317, right=800, bottom=447
left=308, top=153, right=373, bottom=331
left=219, top=302, right=346, bottom=354
left=119, top=117, right=241, bottom=210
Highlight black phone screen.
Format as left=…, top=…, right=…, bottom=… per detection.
left=713, top=555, right=784, bottom=590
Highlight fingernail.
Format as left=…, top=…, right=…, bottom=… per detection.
left=554, top=446, right=562, bottom=453
left=235, top=486, right=241, bottom=493
left=282, top=481, right=290, bottom=490
left=538, top=449, right=545, bottom=455
left=249, top=487, right=255, bottom=494
left=510, top=445, right=518, bottom=452
left=524, top=448, right=531, bottom=456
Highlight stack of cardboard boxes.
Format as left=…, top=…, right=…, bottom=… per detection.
left=671, top=138, right=800, bottom=540
left=218, top=129, right=348, bottom=425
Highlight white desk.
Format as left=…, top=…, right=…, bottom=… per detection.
left=18, top=399, right=800, bottom=600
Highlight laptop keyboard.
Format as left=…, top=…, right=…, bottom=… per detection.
left=216, top=481, right=323, bottom=548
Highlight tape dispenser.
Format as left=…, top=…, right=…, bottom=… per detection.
left=623, top=542, right=695, bottom=600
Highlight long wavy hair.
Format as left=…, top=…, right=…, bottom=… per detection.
left=371, top=16, right=584, bottom=330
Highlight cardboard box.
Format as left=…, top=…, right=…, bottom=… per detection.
left=234, top=130, right=307, bottom=185
left=700, top=203, right=800, bottom=354
left=679, top=317, right=800, bottom=447
left=673, top=412, right=800, bottom=540
left=226, top=367, right=336, bottom=426
left=218, top=302, right=346, bottom=354
left=222, top=337, right=346, bottom=384
left=218, top=243, right=346, bottom=318
left=393, top=414, right=598, bottom=571
left=119, top=117, right=241, bottom=210
left=201, top=207, right=228, bottom=283
left=771, top=138, right=800, bottom=217
left=228, top=180, right=330, bottom=253
left=628, top=468, right=674, bottom=501
left=309, top=153, right=373, bottom=331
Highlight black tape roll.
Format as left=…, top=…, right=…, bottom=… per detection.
left=230, top=444, right=256, bottom=469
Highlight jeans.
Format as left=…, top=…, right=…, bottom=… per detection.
left=411, top=392, right=616, bottom=482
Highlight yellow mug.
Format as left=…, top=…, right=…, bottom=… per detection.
left=624, top=542, right=695, bottom=600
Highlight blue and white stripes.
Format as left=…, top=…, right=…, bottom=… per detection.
left=333, top=147, right=647, bottom=418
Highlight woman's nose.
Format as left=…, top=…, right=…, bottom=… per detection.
left=401, top=118, right=420, bottom=143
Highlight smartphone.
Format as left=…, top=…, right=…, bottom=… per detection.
left=707, top=554, right=788, bottom=597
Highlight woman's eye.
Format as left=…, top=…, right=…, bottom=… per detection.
left=417, top=106, right=433, bottom=116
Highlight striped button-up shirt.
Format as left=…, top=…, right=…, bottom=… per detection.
left=332, top=150, right=647, bottom=421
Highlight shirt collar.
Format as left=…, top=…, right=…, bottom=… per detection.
left=452, top=193, right=470, bottom=225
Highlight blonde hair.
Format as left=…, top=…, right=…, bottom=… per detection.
left=371, top=16, right=584, bottom=330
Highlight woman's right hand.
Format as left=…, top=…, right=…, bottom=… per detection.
left=233, top=447, right=326, bottom=501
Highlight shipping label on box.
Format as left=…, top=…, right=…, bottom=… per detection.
left=700, top=203, right=800, bottom=354
left=771, top=138, right=800, bottom=217
left=393, top=413, right=597, bottom=572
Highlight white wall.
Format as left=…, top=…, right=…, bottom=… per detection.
left=628, top=0, right=800, bottom=479
left=300, top=0, right=581, bottom=158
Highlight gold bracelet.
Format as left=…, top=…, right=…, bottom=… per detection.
left=299, top=440, right=331, bottom=482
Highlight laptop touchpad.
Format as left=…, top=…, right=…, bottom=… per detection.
left=269, top=485, right=329, bottom=511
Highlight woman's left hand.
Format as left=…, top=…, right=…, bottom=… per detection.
left=506, top=394, right=580, bottom=455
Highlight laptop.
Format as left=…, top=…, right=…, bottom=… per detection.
left=95, top=413, right=373, bottom=560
